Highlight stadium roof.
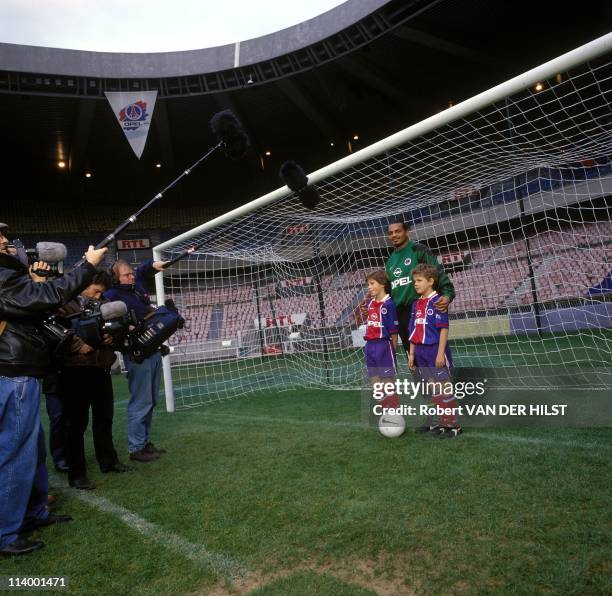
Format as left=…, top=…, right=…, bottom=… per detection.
left=0, top=0, right=389, bottom=77
left=1, top=0, right=610, bottom=223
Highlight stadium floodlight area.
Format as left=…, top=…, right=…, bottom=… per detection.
left=155, top=34, right=612, bottom=411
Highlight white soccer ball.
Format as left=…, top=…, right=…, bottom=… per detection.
left=378, top=414, right=406, bottom=438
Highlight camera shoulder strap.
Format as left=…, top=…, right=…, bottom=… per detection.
left=0, top=321, right=6, bottom=336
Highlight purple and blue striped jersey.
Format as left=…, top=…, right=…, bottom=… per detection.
left=408, top=292, right=449, bottom=345
left=364, top=295, right=399, bottom=341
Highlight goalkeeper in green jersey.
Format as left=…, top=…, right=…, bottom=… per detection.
left=385, top=221, right=455, bottom=359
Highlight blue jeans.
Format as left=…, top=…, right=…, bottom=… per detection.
left=0, top=376, right=46, bottom=548
left=125, top=352, right=162, bottom=453
left=45, top=392, right=66, bottom=468
left=19, top=425, right=49, bottom=533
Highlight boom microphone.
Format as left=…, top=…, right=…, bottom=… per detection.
left=73, top=109, right=250, bottom=268
left=279, top=160, right=321, bottom=210
left=210, top=110, right=249, bottom=160
left=100, top=300, right=128, bottom=321
left=36, top=242, right=67, bottom=264
left=161, top=246, right=196, bottom=269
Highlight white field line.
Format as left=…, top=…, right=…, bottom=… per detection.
left=197, top=413, right=610, bottom=450
left=51, top=477, right=245, bottom=579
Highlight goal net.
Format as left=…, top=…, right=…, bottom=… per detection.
left=155, top=35, right=612, bottom=410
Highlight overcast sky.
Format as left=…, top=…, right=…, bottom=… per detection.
left=0, top=0, right=347, bottom=52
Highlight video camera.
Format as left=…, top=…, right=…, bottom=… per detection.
left=129, top=300, right=184, bottom=363
left=70, top=298, right=184, bottom=362
left=70, top=299, right=137, bottom=352
left=10, top=239, right=67, bottom=278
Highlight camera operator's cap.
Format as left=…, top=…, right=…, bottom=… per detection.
left=0, top=222, right=8, bottom=231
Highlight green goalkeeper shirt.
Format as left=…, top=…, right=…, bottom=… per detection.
left=385, top=241, right=456, bottom=307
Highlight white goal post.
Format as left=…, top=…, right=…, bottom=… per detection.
left=154, top=33, right=612, bottom=412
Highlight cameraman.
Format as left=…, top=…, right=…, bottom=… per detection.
left=58, top=270, right=134, bottom=491
left=105, top=259, right=169, bottom=463
left=0, top=222, right=106, bottom=556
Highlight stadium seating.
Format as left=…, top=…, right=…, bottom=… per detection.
left=13, top=218, right=606, bottom=344
left=451, top=222, right=611, bottom=310
left=167, top=220, right=610, bottom=346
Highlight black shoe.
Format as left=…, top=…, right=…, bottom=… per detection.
left=438, top=427, right=463, bottom=438
left=54, top=461, right=69, bottom=473
left=129, top=449, right=160, bottom=462
left=0, top=537, right=45, bottom=556
left=101, top=462, right=135, bottom=473
left=37, top=513, right=73, bottom=527
left=417, top=425, right=440, bottom=435
left=69, top=477, right=96, bottom=490
left=21, top=512, right=73, bottom=533
left=144, top=442, right=166, bottom=455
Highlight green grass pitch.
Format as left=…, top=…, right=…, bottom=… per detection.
left=3, top=365, right=611, bottom=594
left=169, top=329, right=612, bottom=406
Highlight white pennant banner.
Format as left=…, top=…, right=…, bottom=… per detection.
left=105, top=90, right=158, bottom=159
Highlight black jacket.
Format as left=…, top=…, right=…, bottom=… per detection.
left=0, top=253, right=96, bottom=378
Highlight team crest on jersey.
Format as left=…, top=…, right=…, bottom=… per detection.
left=404, top=257, right=412, bottom=266
left=427, top=308, right=434, bottom=315
left=381, top=307, right=387, bottom=315
left=393, top=268, right=402, bottom=277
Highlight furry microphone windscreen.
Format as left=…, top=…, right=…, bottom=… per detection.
left=279, top=161, right=320, bottom=209
left=100, top=301, right=128, bottom=321
left=279, top=160, right=308, bottom=192
left=210, top=110, right=249, bottom=160
left=36, top=242, right=68, bottom=264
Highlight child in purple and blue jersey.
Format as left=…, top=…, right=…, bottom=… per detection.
left=364, top=270, right=399, bottom=380
left=408, top=264, right=461, bottom=437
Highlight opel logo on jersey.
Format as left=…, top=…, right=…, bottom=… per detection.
left=371, top=313, right=378, bottom=320
left=404, top=257, right=412, bottom=266
left=391, top=277, right=411, bottom=289
left=393, top=268, right=402, bottom=277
